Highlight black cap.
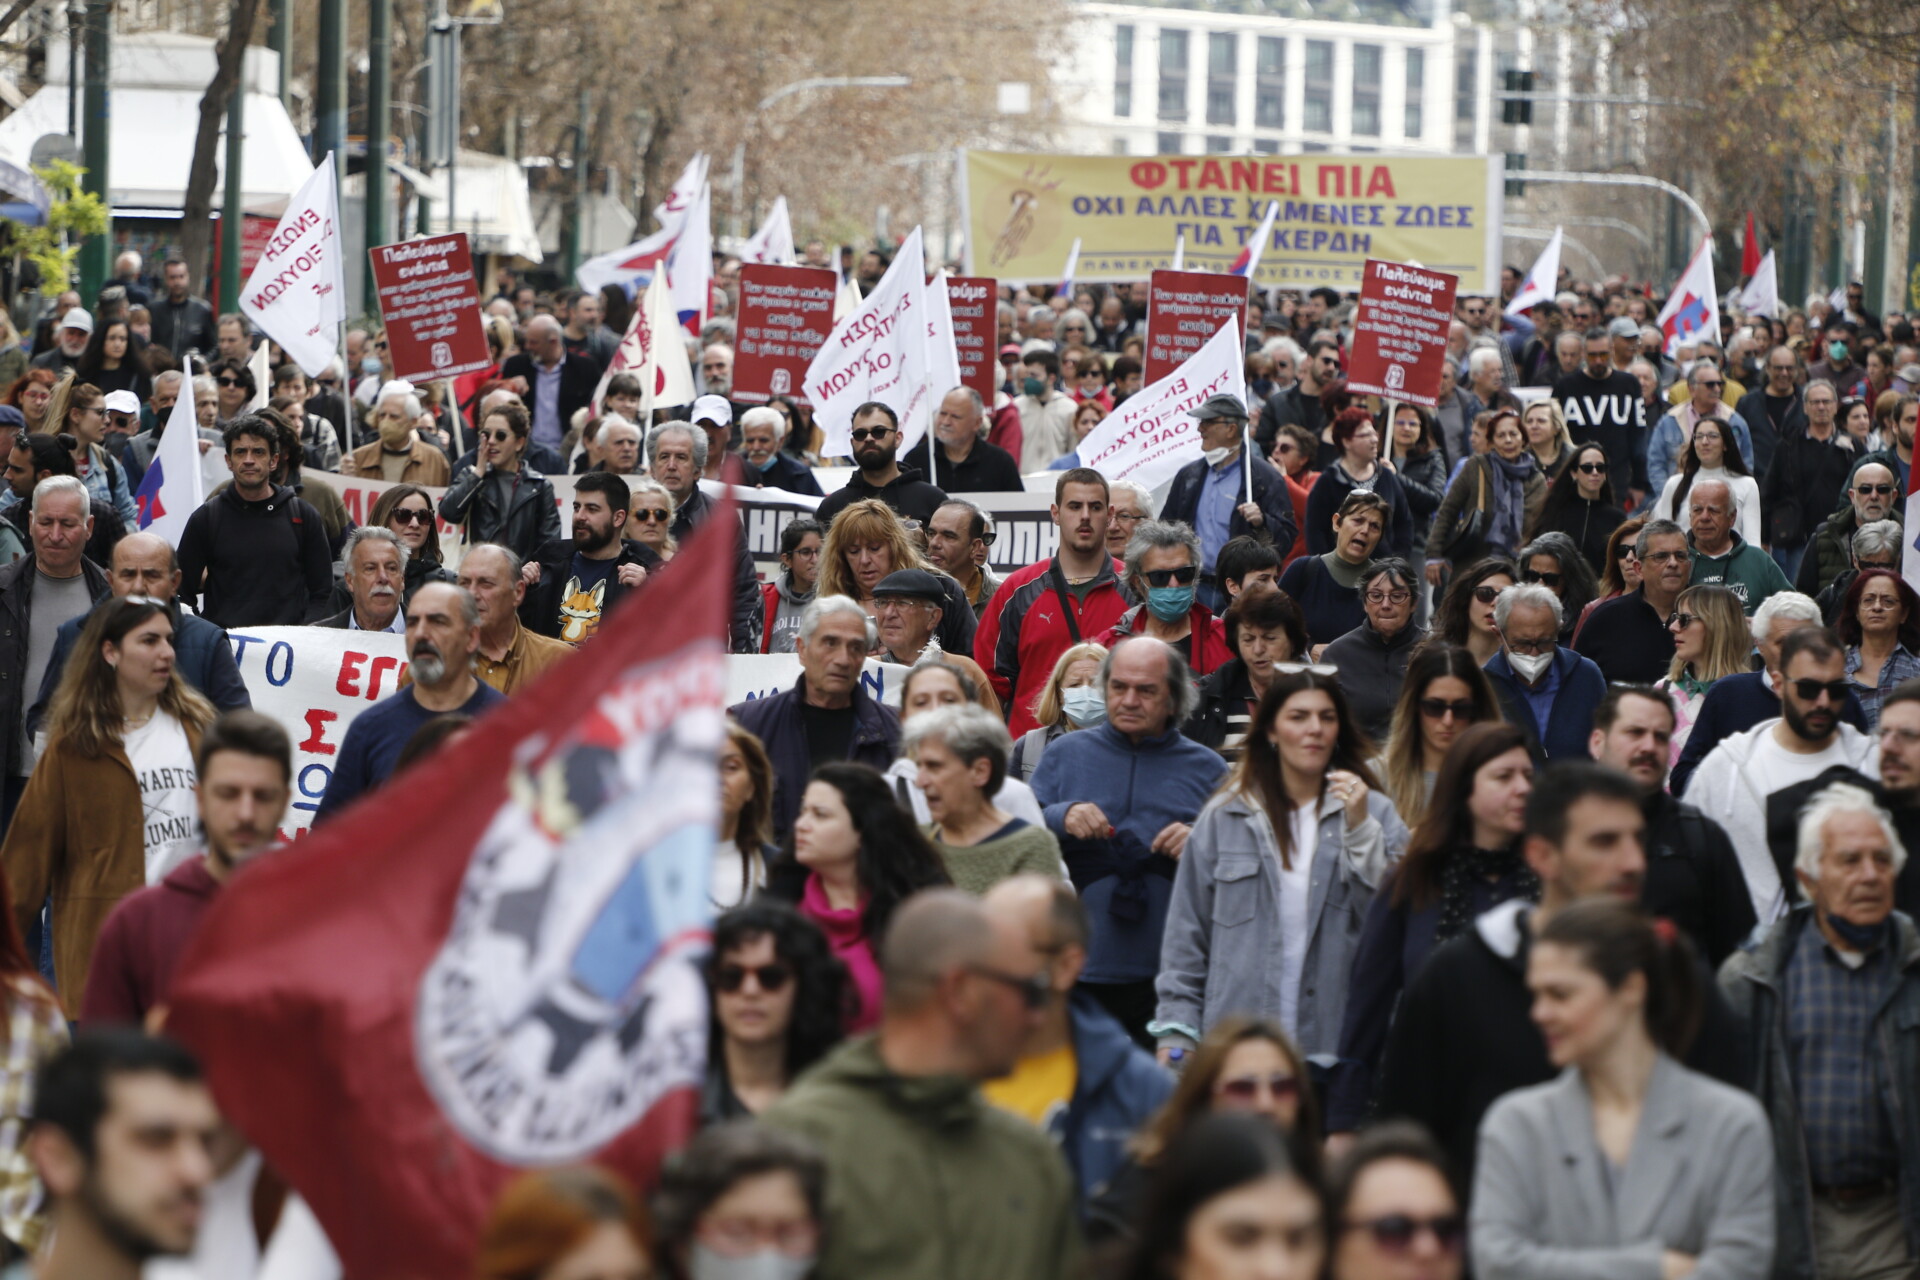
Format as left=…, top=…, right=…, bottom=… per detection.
left=872, top=568, right=946, bottom=602
left=1188, top=392, right=1249, bottom=423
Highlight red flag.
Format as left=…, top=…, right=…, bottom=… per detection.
left=167, top=513, right=734, bottom=1279
left=1742, top=212, right=1761, bottom=279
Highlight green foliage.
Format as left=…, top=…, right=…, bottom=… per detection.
left=7, top=160, right=109, bottom=294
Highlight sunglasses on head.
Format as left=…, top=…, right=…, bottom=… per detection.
left=1790, top=677, right=1851, bottom=704
left=1342, top=1214, right=1466, bottom=1254
left=1213, top=1072, right=1300, bottom=1104
left=633, top=508, right=672, bottom=523
left=1419, top=697, right=1475, bottom=721
left=849, top=426, right=893, bottom=443
left=390, top=508, right=433, bottom=525
left=714, top=962, right=792, bottom=994
left=1142, top=565, right=1198, bottom=587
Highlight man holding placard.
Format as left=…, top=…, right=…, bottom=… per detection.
left=1160, top=394, right=1295, bottom=614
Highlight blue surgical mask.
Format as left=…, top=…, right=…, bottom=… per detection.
left=360, top=355, right=382, bottom=376
left=1830, top=340, right=1851, bottom=363
left=753, top=452, right=779, bottom=472
left=1062, top=685, right=1106, bottom=727
left=1146, top=585, right=1195, bottom=621
left=1827, top=912, right=1889, bottom=952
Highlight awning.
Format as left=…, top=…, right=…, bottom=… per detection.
left=416, top=148, right=543, bottom=263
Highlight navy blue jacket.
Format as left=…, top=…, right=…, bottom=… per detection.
left=1160, top=451, right=1297, bottom=568
left=729, top=677, right=901, bottom=838
left=745, top=452, right=825, bottom=497
left=315, top=682, right=506, bottom=823
left=1484, top=646, right=1607, bottom=764
left=1053, top=990, right=1174, bottom=1214
left=1669, top=669, right=1870, bottom=795
left=28, top=604, right=250, bottom=737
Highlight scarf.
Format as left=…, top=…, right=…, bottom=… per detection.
left=1436, top=845, right=1540, bottom=943
left=1487, top=453, right=1536, bottom=556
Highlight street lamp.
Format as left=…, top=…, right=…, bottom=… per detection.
left=729, top=75, right=911, bottom=239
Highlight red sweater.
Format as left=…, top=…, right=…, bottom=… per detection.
left=82, top=855, right=220, bottom=1025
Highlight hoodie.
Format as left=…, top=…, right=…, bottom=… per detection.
left=760, top=570, right=814, bottom=654
left=176, top=481, right=334, bottom=627
left=1682, top=720, right=1878, bottom=923
left=81, top=855, right=221, bottom=1024
left=814, top=463, right=949, bottom=528
left=761, top=1036, right=1082, bottom=1280
left=1686, top=530, right=1793, bottom=614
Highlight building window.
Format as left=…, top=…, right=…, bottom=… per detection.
left=1157, top=131, right=1185, bottom=154
left=1404, top=48, right=1425, bottom=138
left=1112, top=136, right=1130, bottom=155
left=1304, top=40, right=1333, bottom=133
left=1351, top=43, right=1381, bottom=136
left=1454, top=46, right=1478, bottom=149
left=1206, top=135, right=1233, bottom=152
left=1206, top=32, right=1236, bottom=126
left=1115, top=24, right=1134, bottom=118
left=1158, top=28, right=1189, bottom=122
left=1255, top=36, right=1285, bottom=128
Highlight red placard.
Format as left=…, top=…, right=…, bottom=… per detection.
left=209, top=213, right=279, bottom=287
left=944, top=276, right=998, bottom=402
left=1143, top=270, right=1251, bottom=384
left=366, top=233, right=492, bottom=384
left=734, top=264, right=839, bottom=405
left=1344, top=258, right=1459, bottom=408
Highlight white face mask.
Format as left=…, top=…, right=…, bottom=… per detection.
left=1203, top=445, right=1237, bottom=467
left=1507, top=648, right=1554, bottom=681
left=689, top=1244, right=815, bottom=1280
left=1063, top=685, right=1107, bottom=728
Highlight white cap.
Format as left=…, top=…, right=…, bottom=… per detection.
left=376, top=378, right=416, bottom=405
left=102, top=389, right=141, bottom=415
left=691, top=394, right=733, bottom=427
left=60, top=307, right=93, bottom=334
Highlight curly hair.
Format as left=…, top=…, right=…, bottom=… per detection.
left=799, top=763, right=952, bottom=942
left=1836, top=567, right=1920, bottom=651
left=708, top=900, right=851, bottom=1079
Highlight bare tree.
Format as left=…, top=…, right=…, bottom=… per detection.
left=178, top=0, right=263, bottom=292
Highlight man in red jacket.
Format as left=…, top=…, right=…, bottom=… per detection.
left=976, top=468, right=1135, bottom=735
left=83, top=711, right=292, bottom=1025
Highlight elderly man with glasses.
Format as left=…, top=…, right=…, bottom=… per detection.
left=1485, top=582, right=1608, bottom=762
left=1799, top=462, right=1902, bottom=601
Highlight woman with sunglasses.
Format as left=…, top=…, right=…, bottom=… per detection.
left=1519, top=400, right=1575, bottom=480
left=1515, top=532, right=1598, bottom=645
left=817, top=498, right=974, bottom=658
left=1377, top=645, right=1501, bottom=829
left=1279, top=490, right=1391, bottom=650
left=1838, top=566, right=1920, bottom=729
left=1430, top=557, right=1516, bottom=668
left=1088, top=1018, right=1322, bottom=1250
left=1656, top=584, right=1751, bottom=765
left=1569, top=516, right=1647, bottom=643
left=1432, top=409, right=1544, bottom=572
left=1188, top=584, right=1309, bottom=760
left=624, top=477, right=680, bottom=562
left=1306, top=407, right=1414, bottom=562
left=1651, top=416, right=1762, bottom=547
left=1328, top=723, right=1534, bottom=1142
left=1157, top=670, right=1408, bottom=1077
left=439, top=400, right=561, bottom=561
left=1527, top=443, right=1625, bottom=575
left=209, top=357, right=254, bottom=426
left=43, top=374, right=136, bottom=526
left=363, top=484, right=456, bottom=604
left=1470, top=900, right=1773, bottom=1280
left=1097, top=521, right=1232, bottom=676
left=1326, top=1123, right=1465, bottom=1280
left=702, top=900, right=849, bottom=1122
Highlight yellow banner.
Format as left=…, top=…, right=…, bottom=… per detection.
left=963, top=149, right=1503, bottom=294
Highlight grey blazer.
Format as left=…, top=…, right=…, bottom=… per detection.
left=1470, top=1053, right=1775, bottom=1280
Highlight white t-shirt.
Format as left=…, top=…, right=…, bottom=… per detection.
left=124, top=711, right=200, bottom=883
left=710, top=843, right=766, bottom=912
left=1276, top=802, right=1318, bottom=1037
left=1741, top=729, right=1859, bottom=913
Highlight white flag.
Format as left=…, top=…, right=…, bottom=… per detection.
left=131, top=373, right=207, bottom=547
left=743, top=197, right=796, bottom=266
left=1077, top=318, right=1247, bottom=491
left=805, top=227, right=933, bottom=458
left=667, top=181, right=713, bottom=333
left=576, top=153, right=708, bottom=296
left=237, top=153, right=346, bottom=379
left=1655, top=237, right=1719, bottom=356
left=1505, top=227, right=1562, bottom=317
left=592, top=272, right=697, bottom=415
left=925, top=273, right=963, bottom=411
left=245, top=339, right=271, bottom=414
left=1740, top=250, right=1779, bottom=319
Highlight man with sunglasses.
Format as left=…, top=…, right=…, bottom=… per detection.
left=980, top=874, right=1171, bottom=1215
left=1798, top=462, right=1901, bottom=601
left=813, top=401, right=948, bottom=529
left=1551, top=326, right=1647, bottom=507
left=1844, top=391, right=1918, bottom=505
left=763, top=890, right=1080, bottom=1280
left=1685, top=626, right=1881, bottom=923
left=1646, top=362, right=1754, bottom=500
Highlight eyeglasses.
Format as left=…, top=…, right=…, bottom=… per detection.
left=1213, top=1073, right=1301, bottom=1105
left=633, top=508, right=672, bottom=523
left=1142, top=565, right=1198, bottom=587
left=1272, top=661, right=1339, bottom=677
left=698, top=1218, right=819, bottom=1258
left=1419, top=698, right=1476, bottom=721
left=1341, top=1214, right=1466, bottom=1255
left=1112, top=511, right=1146, bottom=525
left=1790, top=677, right=1851, bottom=704
left=1641, top=549, right=1690, bottom=565
left=1472, top=584, right=1506, bottom=604
left=1363, top=589, right=1411, bottom=605
left=849, top=426, right=894, bottom=443
left=964, top=964, right=1053, bottom=1009
left=390, top=508, right=433, bottom=525
left=714, top=962, right=793, bottom=994
left=1574, top=461, right=1607, bottom=475
left=1665, top=612, right=1701, bottom=630
left=1520, top=569, right=1563, bottom=589
left=1506, top=637, right=1557, bottom=655
left=1855, top=483, right=1895, bottom=496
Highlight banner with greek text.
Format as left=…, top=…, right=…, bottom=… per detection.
left=963, top=149, right=1502, bottom=293
left=1076, top=318, right=1246, bottom=491
left=239, top=153, right=347, bottom=378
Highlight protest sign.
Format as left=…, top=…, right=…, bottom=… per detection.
left=805, top=226, right=934, bottom=456
left=1344, top=258, right=1459, bottom=409
left=734, top=265, right=838, bottom=405
left=367, top=233, right=492, bottom=384
left=944, top=276, right=998, bottom=402
left=963, top=149, right=1503, bottom=292
left=1143, top=270, right=1251, bottom=385
left=238, top=154, right=346, bottom=378
left=1078, top=318, right=1245, bottom=492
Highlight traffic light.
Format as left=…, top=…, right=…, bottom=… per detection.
left=1505, top=153, right=1527, bottom=198
left=1502, top=69, right=1534, bottom=126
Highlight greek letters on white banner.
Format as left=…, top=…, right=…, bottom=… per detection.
left=805, top=226, right=936, bottom=457
left=1076, top=317, right=1247, bottom=491
left=238, top=153, right=348, bottom=378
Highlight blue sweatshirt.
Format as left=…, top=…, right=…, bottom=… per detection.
left=315, top=682, right=506, bottom=824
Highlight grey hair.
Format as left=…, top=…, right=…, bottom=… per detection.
left=1026, top=304, right=1054, bottom=325
left=1262, top=336, right=1305, bottom=364
left=1638, top=325, right=1664, bottom=347
left=1058, top=307, right=1092, bottom=334
left=626, top=476, right=676, bottom=515
left=462, top=542, right=523, bottom=581
left=1493, top=581, right=1564, bottom=630
left=1750, top=590, right=1821, bottom=642
left=647, top=420, right=708, bottom=470
left=1853, top=519, right=1903, bottom=563
left=946, top=385, right=987, bottom=419
left=1097, top=635, right=1198, bottom=724
left=798, top=593, right=877, bottom=649
left=1628, top=357, right=1657, bottom=380
left=1687, top=476, right=1736, bottom=518
left=152, top=369, right=184, bottom=393
left=1109, top=478, right=1155, bottom=517
left=1467, top=345, right=1503, bottom=376
left=739, top=406, right=787, bottom=443
left=192, top=373, right=218, bottom=399
left=378, top=386, right=425, bottom=419
left=1804, top=377, right=1837, bottom=401
left=1123, top=520, right=1201, bottom=585
left=1634, top=518, right=1688, bottom=560
left=1795, top=780, right=1907, bottom=883
left=30, top=474, right=88, bottom=516
left=1687, top=361, right=1721, bottom=387
left=341, top=524, right=410, bottom=570
left=1359, top=556, right=1416, bottom=593
left=899, top=702, right=1013, bottom=798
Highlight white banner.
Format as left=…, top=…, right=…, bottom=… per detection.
left=743, top=196, right=796, bottom=266
left=592, top=271, right=698, bottom=416
left=1740, top=250, right=1779, bottom=320
left=238, top=153, right=347, bottom=378
left=924, top=271, right=963, bottom=425
left=668, top=179, right=713, bottom=331
left=726, top=653, right=907, bottom=708
left=1506, top=226, right=1562, bottom=317
left=805, top=226, right=933, bottom=458
left=1076, top=317, right=1246, bottom=491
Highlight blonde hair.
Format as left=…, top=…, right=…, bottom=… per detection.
left=818, top=499, right=929, bottom=600
left=1666, top=584, right=1751, bottom=685
left=1522, top=398, right=1573, bottom=457
left=626, top=477, right=678, bottom=556
left=1032, top=642, right=1109, bottom=729
left=44, top=373, right=102, bottom=443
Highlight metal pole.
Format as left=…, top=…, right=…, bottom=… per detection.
left=314, top=0, right=345, bottom=182
left=65, top=0, right=78, bottom=138
left=1507, top=169, right=1711, bottom=247
left=268, top=0, right=290, bottom=108
left=446, top=25, right=460, bottom=236
left=364, top=0, right=390, bottom=303
left=77, top=0, right=109, bottom=300
left=219, top=50, right=245, bottom=313
left=565, top=86, right=588, bottom=277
